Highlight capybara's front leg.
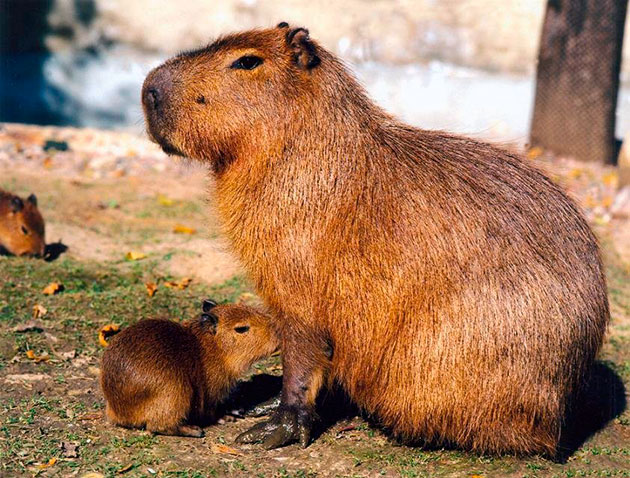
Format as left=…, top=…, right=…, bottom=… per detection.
left=236, top=329, right=329, bottom=449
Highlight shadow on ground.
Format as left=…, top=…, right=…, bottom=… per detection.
left=558, top=360, right=627, bottom=461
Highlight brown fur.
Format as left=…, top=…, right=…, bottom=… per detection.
left=0, top=190, right=45, bottom=257
left=100, top=304, right=279, bottom=436
left=141, top=25, right=609, bottom=455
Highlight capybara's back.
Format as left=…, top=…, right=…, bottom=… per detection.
left=141, top=25, right=609, bottom=455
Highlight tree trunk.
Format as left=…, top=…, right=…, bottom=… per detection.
left=530, top=0, right=627, bottom=164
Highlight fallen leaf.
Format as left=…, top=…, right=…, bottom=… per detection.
left=77, top=412, right=102, bottom=421
left=568, top=168, right=584, bottom=180
left=99, top=324, right=120, bottom=347
left=125, top=251, right=146, bottom=261
left=43, top=282, right=64, bottom=295
left=157, top=194, right=174, bottom=206
left=601, top=195, right=614, bottom=209
left=80, top=473, right=105, bottom=478
left=59, top=350, right=77, bottom=360
left=526, top=146, right=543, bottom=160
left=145, top=282, right=158, bottom=297
left=164, top=277, right=192, bottom=290
left=211, top=443, right=244, bottom=456
left=60, top=441, right=79, bottom=458
left=4, top=373, right=49, bottom=384
left=602, top=171, right=618, bottom=187
left=117, top=463, right=134, bottom=474
left=37, top=457, right=57, bottom=469
left=32, top=304, right=48, bottom=318
left=25, top=350, right=49, bottom=363
left=471, top=475, right=484, bottom=478
left=173, top=224, right=197, bottom=234
left=12, top=320, right=44, bottom=333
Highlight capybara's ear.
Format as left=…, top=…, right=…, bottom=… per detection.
left=200, top=312, right=218, bottom=334
left=277, top=21, right=289, bottom=29
left=202, top=299, right=218, bottom=313
left=27, top=194, right=37, bottom=206
left=286, top=27, right=320, bottom=70
left=10, top=196, right=24, bottom=213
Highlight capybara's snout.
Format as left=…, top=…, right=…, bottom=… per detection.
left=141, top=66, right=181, bottom=154
left=142, top=67, right=172, bottom=116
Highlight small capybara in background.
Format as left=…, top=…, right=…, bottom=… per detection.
left=100, top=301, right=279, bottom=437
left=0, top=190, right=45, bottom=257
left=141, top=24, right=609, bottom=455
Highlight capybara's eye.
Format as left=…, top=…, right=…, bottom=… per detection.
left=234, top=325, right=250, bottom=334
left=196, top=95, right=206, bottom=104
left=21, top=225, right=29, bottom=235
left=230, top=55, right=264, bottom=70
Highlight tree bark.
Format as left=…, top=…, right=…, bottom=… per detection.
left=530, top=0, right=628, bottom=164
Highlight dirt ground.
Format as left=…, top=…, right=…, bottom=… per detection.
left=0, top=124, right=629, bottom=478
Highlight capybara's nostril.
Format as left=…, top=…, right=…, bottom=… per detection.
left=142, top=68, right=173, bottom=113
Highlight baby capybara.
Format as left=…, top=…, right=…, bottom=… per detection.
left=100, top=301, right=279, bottom=437
left=141, top=24, right=609, bottom=455
left=0, top=190, right=45, bottom=257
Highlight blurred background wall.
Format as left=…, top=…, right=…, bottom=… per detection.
left=1, top=0, right=630, bottom=145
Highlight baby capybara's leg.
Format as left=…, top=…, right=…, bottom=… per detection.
left=147, top=422, right=204, bottom=438
left=143, top=393, right=201, bottom=437
left=236, top=327, right=330, bottom=448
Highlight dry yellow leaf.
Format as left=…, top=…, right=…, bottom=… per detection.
left=37, top=457, right=57, bottom=469
left=164, top=277, right=192, bottom=290
left=471, top=475, right=484, bottom=478
left=80, top=473, right=105, bottom=478
left=43, top=282, right=63, bottom=295
left=211, top=443, right=244, bottom=456
left=99, top=324, right=120, bottom=347
left=125, top=251, right=146, bottom=261
left=526, top=146, right=543, bottom=160
left=32, top=304, right=48, bottom=319
left=173, top=224, right=197, bottom=234
left=602, top=171, right=618, bottom=187
left=116, top=463, right=134, bottom=474
left=583, top=194, right=597, bottom=209
left=145, top=282, right=158, bottom=297
left=602, top=195, right=614, bottom=209
left=25, top=350, right=49, bottom=363
left=157, top=194, right=174, bottom=206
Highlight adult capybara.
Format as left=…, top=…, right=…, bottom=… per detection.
left=141, top=24, right=609, bottom=455
left=0, top=190, right=45, bottom=257
left=100, top=300, right=279, bottom=437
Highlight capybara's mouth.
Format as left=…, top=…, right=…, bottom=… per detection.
left=145, top=123, right=185, bottom=157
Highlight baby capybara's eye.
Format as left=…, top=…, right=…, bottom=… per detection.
left=234, top=325, right=250, bottom=334
left=230, top=55, right=264, bottom=70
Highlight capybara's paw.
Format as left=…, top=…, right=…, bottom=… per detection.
left=235, top=405, right=312, bottom=449
left=246, top=396, right=281, bottom=417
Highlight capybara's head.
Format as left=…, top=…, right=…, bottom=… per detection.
left=191, top=300, right=279, bottom=375
left=141, top=23, right=324, bottom=170
left=0, top=193, right=45, bottom=257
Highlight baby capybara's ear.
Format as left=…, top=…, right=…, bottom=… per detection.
left=202, top=299, right=218, bottom=313
left=200, top=312, right=219, bottom=334
left=286, top=27, right=320, bottom=70
left=27, top=194, right=37, bottom=206
left=10, top=196, right=23, bottom=213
